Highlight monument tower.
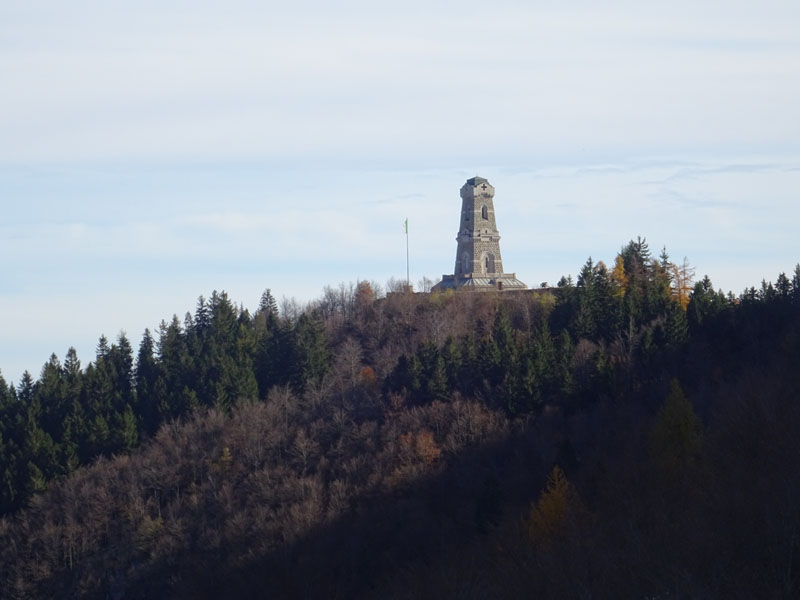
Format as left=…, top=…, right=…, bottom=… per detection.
left=433, top=176, right=527, bottom=291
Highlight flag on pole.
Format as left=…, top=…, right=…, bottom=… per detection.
left=404, top=218, right=410, bottom=288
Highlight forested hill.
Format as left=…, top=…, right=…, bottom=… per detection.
left=1, top=239, right=799, bottom=598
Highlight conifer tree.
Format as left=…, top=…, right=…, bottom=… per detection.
left=194, top=295, right=211, bottom=336
left=650, top=379, right=702, bottom=484
left=112, top=404, right=138, bottom=451
left=109, top=333, right=134, bottom=413
left=0, top=372, right=25, bottom=511
left=556, top=329, right=574, bottom=398
left=525, top=465, right=580, bottom=544
left=492, top=307, right=517, bottom=367
left=479, top=335, right=503, bottom=388
left=593, top=260, right=621, bottom=340
left=16, top=371, right=35, bottom=405
left=574, top=257, right=598, bottom=339
left=135, top=329, right=161, bottom=434
left=671, top=257, right=695, bottom=310
left=36, top=354, right=66, bottom=443
left=533, top=322, right=556, bottom=396
left=792, top=264, right=800, bottom=304
left=157, top=315, right=195, bottom=417
left=664, top=301, right=689, bottom=347
left=457, top=334, right=480, bottom=395
left=258, top=288, right=279, bottom=320
left=255, top=313, right=295, bottom=396
left=96, top=335, right=110, bottom=359
left=687, top=276, right=725, bottom=329
left=388, top=353, right=422, bottom=400
left=775, top=272, right=791, bottom=300
left=293, top=311, right=330, bottom=391
left=441, top=336, right=462, bottom=391
left=417, top=342, right=448, bottom=404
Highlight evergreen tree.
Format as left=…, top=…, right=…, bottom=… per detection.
left=17, top=371, right=35, bottom=405
left=479, top=335, right=503, bottom=389
left=96, top=335, right=110, bottom=359
left=293, top=311, right=330, bottom=390
left=775, top=272, right=791, bottom=300
left=109, top=333, right=134, bottom=413
left=759, top=279, right=776, bottom=303
left=533, top=323, right=556, bottom=398
left=792, top=264, right=800, bottom=304
left=650, top=248, right=673, bottom=313
left=63, top=347, right=82, bottom=396
left=593, top=260, right=621, bottom=340
left=255, top=315, right=294, bottom=396
left=14, top=370, right=58, bottom=496
left=516, top=350, right=540, bottom=412
left=24, top=420, right=57, bottom=494
left=258, top=288, right=279, bottom=320
left=687, top=276, right=726, bottom=330
left=621, top=236, right=651, bottom=273
left=441, top=336, right=463, bottom=391
left=198, top=290, right=244, bottom=409
left=0, top=372, right=25, bottom=511
left=194, top=295, right=211, bottom=336
left=574, top=257, right=598, bottom=339
left=492, top=307, right=517, bottom=367
left=614, top=237, right=675, bottom=329
left=417, top=342, right=448, bottom=404
left=135, top=329, right=161, bottom=434
left=36, top=354, right=67, bottom=442
left=387, top=353, right=422, bottom=400
left=556, top=329, right=574, bottom=399
left=650, top=379, right=703, bottom=484
left=232, top=315, right=259, bottom=403
left=525, top=465, right=581, bottom=544
left=664, top=300, right=689, bottom=348
left=112, top=403, right=138, bottom=451
left=157, top=316, right=195, bottom=418
left=457, top=334, right=480, bottom=396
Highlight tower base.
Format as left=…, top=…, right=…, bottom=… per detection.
left=432, top=272, right=527, bottom=292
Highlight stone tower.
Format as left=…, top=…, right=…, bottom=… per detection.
left=433, top=176, right=526, bottom=291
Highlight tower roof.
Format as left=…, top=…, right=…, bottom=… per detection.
left=466, top=176, right=488, bottom=186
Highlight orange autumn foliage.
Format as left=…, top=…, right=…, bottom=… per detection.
left=400, top=429, right=442, bottom=465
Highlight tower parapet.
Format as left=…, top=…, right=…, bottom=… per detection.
left=433, top=177, right=526, bottom=292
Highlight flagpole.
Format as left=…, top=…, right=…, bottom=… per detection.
left=405, top=218, right=410, bottom=290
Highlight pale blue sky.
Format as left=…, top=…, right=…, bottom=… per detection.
left=1, top=1, right=799, bottom=384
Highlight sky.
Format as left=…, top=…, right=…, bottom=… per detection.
left=1, top=0, right=799, bottom=385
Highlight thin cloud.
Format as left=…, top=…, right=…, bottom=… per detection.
left=643, top=163, right=783, bottom=185
left=653, top=189, right=743, bottom=210
left=363, top=193, right=426, bottom=206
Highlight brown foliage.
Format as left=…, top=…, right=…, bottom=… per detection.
left=0, top=372, right=512, bottom=599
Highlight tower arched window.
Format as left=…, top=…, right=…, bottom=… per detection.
left=481, top=205, right=488, bottom=220
left=484, top=253, right=495, bottom=273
